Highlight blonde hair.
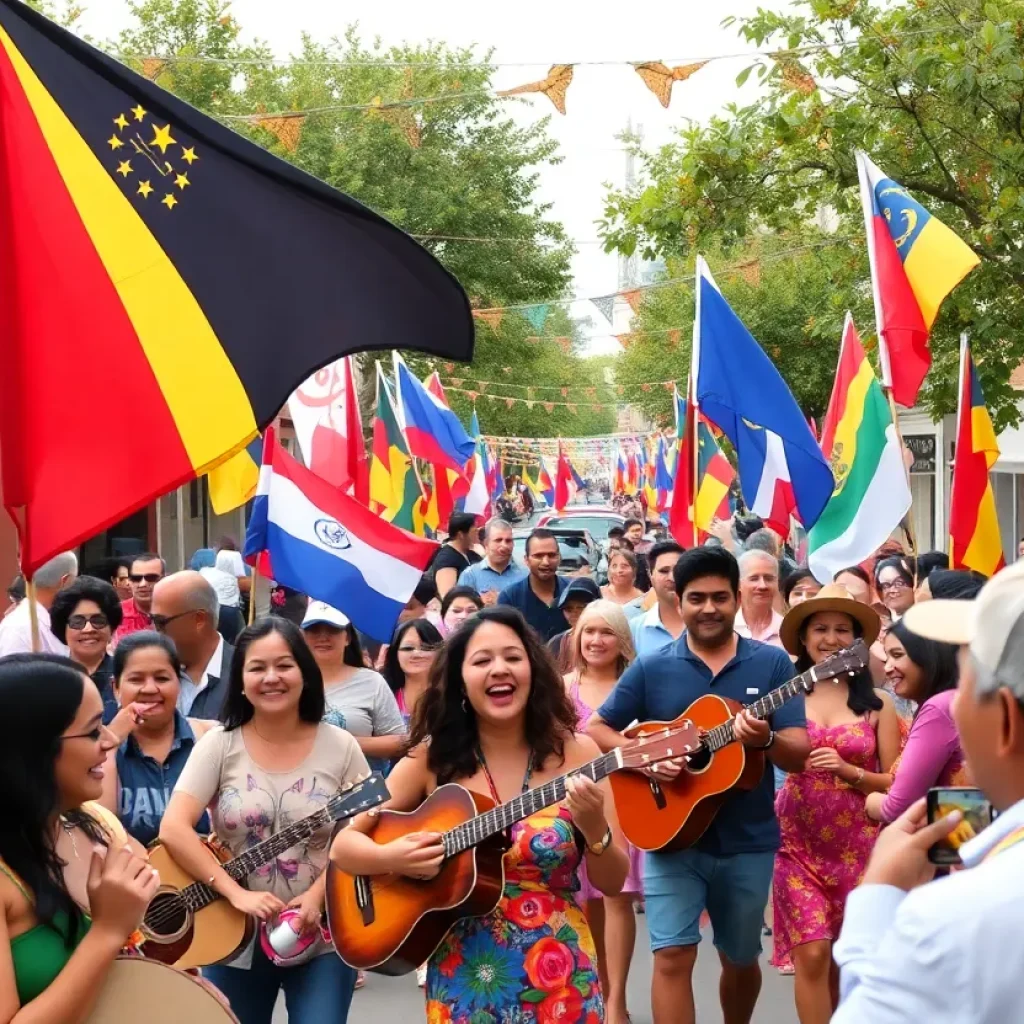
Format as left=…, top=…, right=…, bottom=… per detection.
left=572, top=599, right=636, bottom=676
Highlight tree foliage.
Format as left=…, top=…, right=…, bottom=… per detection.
left=107, top=0, right=613, bottom=436
left=601, top=0, right=1024, bottom=430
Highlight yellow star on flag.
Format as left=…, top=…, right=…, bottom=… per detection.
left=131, top=104, right=146, bottom=121
left=181, top=146, right=198, bottom=165
left=174, top=173, right=190, bottom=190
left=113, top=113, right=129, bottom=130
left=137, top=180, right=153, bottom=198
left=150, top=123, right=177, bottom=154
left=108, top=135, right=124, bottom=150
left=116, top=160, right=132, bottom=177
left=161, top=193, right=178, bottom=209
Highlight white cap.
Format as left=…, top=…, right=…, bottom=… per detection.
left=903, top=560, right=1024, bottom=694
left=301, top=601, right=351, bottom=630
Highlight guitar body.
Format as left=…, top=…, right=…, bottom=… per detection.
left=142, top=838, right=255, bottom=970
left=610, top=694, right=765, bottom=852
left=326, top=784, right=509, bottom=975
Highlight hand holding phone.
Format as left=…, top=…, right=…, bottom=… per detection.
left=926, top=787, right=993, bottom=866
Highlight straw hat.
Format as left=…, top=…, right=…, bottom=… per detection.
left=779, top=583, right=881, bottom=656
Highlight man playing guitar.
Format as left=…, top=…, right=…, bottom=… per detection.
left=588, top=547, right=810, bottom=1024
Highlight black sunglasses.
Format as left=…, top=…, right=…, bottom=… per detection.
left=67, top=613, right=109, bottom=630
left=129, top=573, right=163, bottom=584
left=150, top=609, right=200, bottom=632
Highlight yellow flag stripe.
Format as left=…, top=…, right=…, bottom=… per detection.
left=0, top=26, right=256, bottom=473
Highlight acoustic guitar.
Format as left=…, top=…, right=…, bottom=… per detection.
left=87, top=957, right=238, bottom=1023
left=141, top=772, right=389, bottom=969
left=327, top=724, right=699, bottom=975
left=610, top=641, right=868, bottom=852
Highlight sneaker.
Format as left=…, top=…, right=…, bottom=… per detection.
left=416, top=964, right=428, bottom=988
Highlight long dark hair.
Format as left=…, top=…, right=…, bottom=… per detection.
left=795, top=613, right=882, bottom=715
left=112, top=630, right=181, bottom=680
left=0, top=654, right=109, bottom=945
left=382, top=618, right=443, bottom=694
left=887, top=618, right=960, bottom=706
left=408, top=606, right=578, bottom=785
left=221, top=617, right=325, bottom=729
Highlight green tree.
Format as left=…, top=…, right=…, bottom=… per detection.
left=601, top=0, right=1024, bottom=429
left=109, top=0, right=611, bottom=435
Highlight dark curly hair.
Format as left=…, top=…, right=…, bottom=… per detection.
left=408, top=606, right=578, bottom=785
left=50, top=575, right=123, bottom=644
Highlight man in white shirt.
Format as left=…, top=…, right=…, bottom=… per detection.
left=832, top=559, right=1024, bottom=1023
left=0, top=551, right=77, bottom=655
left=734, top=550, right=784, bottom=648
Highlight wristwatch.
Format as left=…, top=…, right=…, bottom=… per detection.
left=587, top=827, right=613, bottom=856
left=759, top=730, right=776, bottom=751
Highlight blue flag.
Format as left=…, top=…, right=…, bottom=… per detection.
left=693, top=257, right=833, bottom=534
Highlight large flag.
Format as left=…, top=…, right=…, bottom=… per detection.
left=423, top=372, right=467, bottom=527
left=394, top=355, right=475, bottom=480
left=207, top=436, right=263, bottom=515
left=654, top=435, right=673, bottom=512
left=554, top=444, right=575, bottom=511
left=462, top=410, right=490, bottom=519
left=808, top=315, right=912, bottom=582
left=857, top=151, right=980, bottom=408
left=288, top=357, right=368, bottom=503
left=369, top=364, right=421, bottom=531
left=949, top=338, right=1004, bottom=576
left=537, top=456, right=555, bottom=506
left=614, top=447, right=628, bottom=494
left=0, top=1, right=471, bottom=573
left=245, top=428, right=437, bottom=641
left=694, top=256, right=833, bottom=536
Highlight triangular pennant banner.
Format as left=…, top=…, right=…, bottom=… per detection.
left=633, top=60, right=709, bottom=108
left=616, top=333, right=635, bottom=349
left=666, top=328, right=682, bottom=348
left=555, top=336, right=572, bottom=354
left=543, top=401, right=555, bottom=413
left=472, top=309, right=504, bottom=332
left=252, top=113, right=306, bottom=153
left=773, top=55, right=816, bottom=94
left=592, top=295, right=616, bottom=323
left=621, top=289, right=644, bottom=313
left=523, top=304, right=550, bottom=332
left=140, top=57, right=167, bottom=81
left=498, top=64, right=574, bottom=115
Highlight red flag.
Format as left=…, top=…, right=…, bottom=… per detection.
left=554, top=443, right=575, bottom=511
left=669, top=384, right=697, bottom=547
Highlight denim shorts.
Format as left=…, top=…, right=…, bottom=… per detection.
left=644, top=847, right=775, bottom=965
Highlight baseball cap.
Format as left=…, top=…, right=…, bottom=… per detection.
left=301, top=601, right=351, bottom=630
left=558, top=577, right=601, bottom=607
left=903, top=559, right=1024, bottom=691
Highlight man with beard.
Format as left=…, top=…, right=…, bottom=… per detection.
left=587, top=547, right=809, bottom=1024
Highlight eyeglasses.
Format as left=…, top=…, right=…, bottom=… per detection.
left=398, top=646, right=439, bottom=655
left=129, top=573, right=163, bottom=584
left=878, top=579, right=909, bottom=593
left=67, top=613, right=109, bottom=631
left=61, top=724, right=114, bottom=743
left=150, top=609, right=200, bottom=631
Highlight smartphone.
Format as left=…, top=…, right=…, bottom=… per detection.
left=926, top=787, right=994, bottom=865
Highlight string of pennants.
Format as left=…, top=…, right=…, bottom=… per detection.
left=438, top=374, right=684, bottom=398
left=446, top=381, right=679, bottom=413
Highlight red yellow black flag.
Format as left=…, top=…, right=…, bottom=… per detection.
left=0, top=1, right=473, bottom=573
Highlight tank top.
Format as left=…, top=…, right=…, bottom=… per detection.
left=0, top=802, right=124, bottom=1005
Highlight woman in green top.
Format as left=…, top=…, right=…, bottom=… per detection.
left=0, top=653, right=160, bottom=1023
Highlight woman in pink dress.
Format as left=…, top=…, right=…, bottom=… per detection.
left=564, top=600, right=642, bottom=1024
left=772, top=585, right=901, bottom=1024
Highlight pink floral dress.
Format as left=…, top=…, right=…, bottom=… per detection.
left=771, top=719, right=880, bottom=963
left=426, top=805, right=602, bottom=1024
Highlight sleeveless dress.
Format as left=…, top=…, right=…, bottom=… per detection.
left=568, top=673, right=643, bottom=901
left=425, top=805, right=603, bottom=1023
left=771, top=719, right=880, bottom=963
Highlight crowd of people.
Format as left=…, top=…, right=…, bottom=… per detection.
left=1, top=510, right=1022, bottom=1024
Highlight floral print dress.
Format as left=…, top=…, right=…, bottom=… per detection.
left=426, top=804, right=603, bottom=1024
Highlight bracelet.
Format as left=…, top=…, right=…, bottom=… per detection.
left=850, top=767, right=865, bottom=788
left=587, top=826, right=613, bottom=856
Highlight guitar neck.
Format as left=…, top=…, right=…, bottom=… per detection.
left=444, top=750, right=622, bottom=857
left=704, top=671, right=809, bottom=753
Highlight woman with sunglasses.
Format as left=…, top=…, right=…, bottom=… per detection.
left=0, top=653, right=160, bottom=1020
left=50, top=576, right=124, bottom=725
left=382, top=618, right=444, bottom=727
left=97, top=632, right=215, bottom=846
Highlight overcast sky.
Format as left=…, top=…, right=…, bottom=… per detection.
left=80, top=0, right=770, bottom=354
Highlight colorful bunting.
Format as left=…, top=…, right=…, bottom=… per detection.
left=252, top=113, right=306, bottom=153
left=498, top=64, right=574, bottom=115
left=621, top=289, right=644, bottom=313
left=140, top=57, right=166, bottom=81
left=472, top=309, right=505, bottom=332
left=773, top=55, right=816, bottom=94
left=523, top=303, right=551, bottom=332
left=633, top=60, right=708, bottom=108
left=616, top=333, right=635, bottom=349
left=592, top=295, right=616, bottom=323
left=555, top=336, right=572, bottom=353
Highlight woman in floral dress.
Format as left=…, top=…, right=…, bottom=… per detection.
left=331, top=606, right=629, bottom=1023
left=772, top=585, right=901, bottom=1024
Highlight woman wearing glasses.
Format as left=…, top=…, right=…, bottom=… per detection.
left=50, top=577, right=124, bottom=725
left=873, top=557, right=918, bottom=734
left=382, top=618, right=444, bottom=727
left=0, top=653, right=160, bottom=1020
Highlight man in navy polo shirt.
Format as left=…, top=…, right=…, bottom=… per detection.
left=588, top=546, right=808, bottom=1024
left=497, top=528, right=570, bottom=640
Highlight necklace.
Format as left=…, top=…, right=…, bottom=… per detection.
left=251, top=722, right=299, bottom=745
left=59, top=817, right=79, bottom=861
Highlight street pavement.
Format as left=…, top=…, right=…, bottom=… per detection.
left=272, top=921, right=797, bottom=1022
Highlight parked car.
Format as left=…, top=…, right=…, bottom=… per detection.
left=536, top=507, right=626, bottom=543
left=512, top=527, right=606, bottom=582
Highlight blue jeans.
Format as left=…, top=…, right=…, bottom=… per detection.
left=204, top=945, right=356, bottom=1024
left=644, top=847, right=775, bottom=965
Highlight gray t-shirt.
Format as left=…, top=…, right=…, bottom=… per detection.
left=322, top=668, right=405, bottom=738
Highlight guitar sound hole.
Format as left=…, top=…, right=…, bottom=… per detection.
left=144, top=891, right=189, bottom=938
left=685, top=748, right=712, bottom=773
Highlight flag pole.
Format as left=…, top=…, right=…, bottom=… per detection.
left=883, top=384, right=919, bottom=566
left=248, top=564, right=259, bottom=625
left=26, top=576, right=40, bottom=653
left=691, top=255, right=704, bottom=549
